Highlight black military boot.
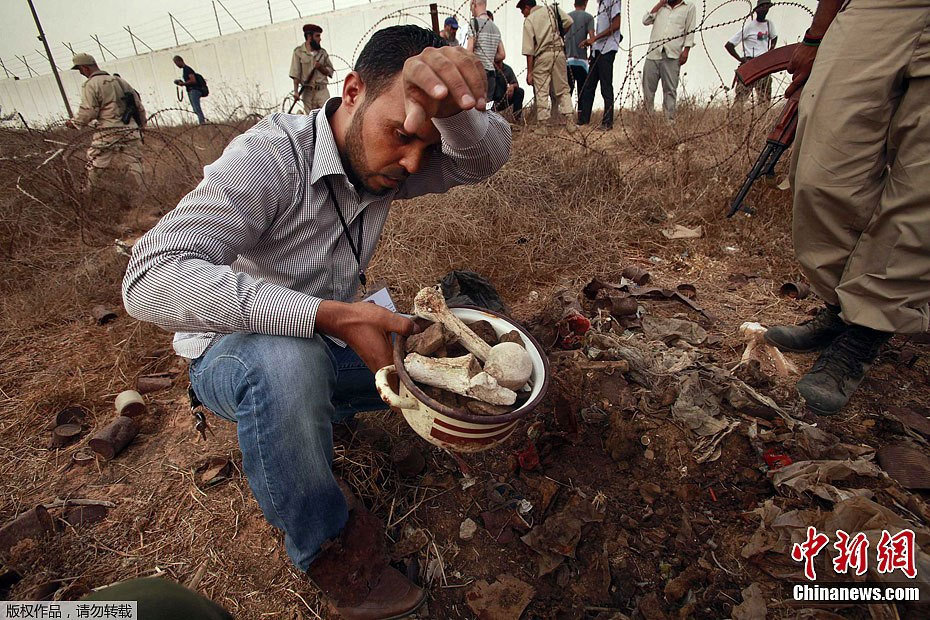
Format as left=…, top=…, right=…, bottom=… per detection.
left=796, top=325, right=892, bottom=415
left=764, top=305, right=847, bottom=352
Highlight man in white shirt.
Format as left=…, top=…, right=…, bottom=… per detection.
left=642, top=0, right=696, bottom=120
left=578, top=0, right=622, bottom=129
left=725, top=0, right=777, bottom=103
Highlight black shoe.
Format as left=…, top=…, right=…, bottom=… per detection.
left=764, top=305, right=847, bottom=353
left=796, top=325, right=891, bottom=415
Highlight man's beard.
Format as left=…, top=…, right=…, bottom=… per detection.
left=310, top=39, right=322, bottom=51
left=343, top=104, right=406, bottom=196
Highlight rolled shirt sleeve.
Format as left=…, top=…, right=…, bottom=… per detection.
left=643, top=11, right=656, bottom=26
left=289, top=49, right=301, bottom=81
left=396, top=108, right=512, bottom=199
left=522, top=20, right=536, bottom=56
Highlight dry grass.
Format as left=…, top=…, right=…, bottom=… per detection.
left=372, top=100, right=795, bottom=309
left=0, top=101, right=812, bottom=617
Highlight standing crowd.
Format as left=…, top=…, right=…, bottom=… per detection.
left=65, top=0, right=781, bottom=188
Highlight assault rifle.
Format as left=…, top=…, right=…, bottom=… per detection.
left=288, top=65, right=318, bottom=114
left=120, top=90, right=143, bottom=127
left=726, top=43, right=801, bottom=218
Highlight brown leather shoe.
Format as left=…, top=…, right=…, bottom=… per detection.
left=333, top=565, right=426, bottom=620
left=307, top=507, right=425, bottom=619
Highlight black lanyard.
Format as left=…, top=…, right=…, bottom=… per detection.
left=323, top=177, right=367, bottom=289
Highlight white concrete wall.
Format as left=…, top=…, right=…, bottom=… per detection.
left=0, top=0, right=816, bottom=126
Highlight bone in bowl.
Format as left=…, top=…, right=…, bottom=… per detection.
left=375, top=306, right=550, bottom=453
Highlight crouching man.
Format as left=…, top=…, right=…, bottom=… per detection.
left=122, top=25, right=510, bottom=619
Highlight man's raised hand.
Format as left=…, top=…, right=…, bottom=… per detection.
left=402, top=46, right=487, bottom=134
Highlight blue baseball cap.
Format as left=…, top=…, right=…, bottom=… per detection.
left=444, top=16, right=459, bottom=28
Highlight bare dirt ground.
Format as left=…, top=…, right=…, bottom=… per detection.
left=1, top=105, right=928, bottom=619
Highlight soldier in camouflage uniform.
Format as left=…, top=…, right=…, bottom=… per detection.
left=289, top=24, right=335, bottom=113
left=66, top=53, right=146, bottom=190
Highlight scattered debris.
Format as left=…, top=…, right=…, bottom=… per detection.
left=114, top=390, right=146, bottom=418
left=883, top=406, right=930, bottom=438
left=63, top=503, right=110, bottom=527
left=91, top=305, right=117, bottom=324
left=480, top=509, right=530, bottom=544
left=732, top=583, right=767, bottom=620
left=779, top=281, right=811, bottom=299
left=661, top=224, right=703, bottom=240
left=621, top=265, right=651, bottom=285
left=642, top=315, right=707, bottom=346
left=675, top=283, right=697, bottom=299
left=770, top=459, right=883, bottom=503
left=391, top=441, right=426, bottom=478
left=71, top=449, right=96, bottom=467
left=392, top=527, right=429, bottom=560
left=197, top=456, right=234, bottom=486
left=520, top=493, right=605, bottom=576
left=50, top=423, right=82, bottom=449
left=734, top=322, right=798, bottom=377
left=459, top=518, right=477, bottom=541
left=88, top=416, right=138, bottom=461
left=465, top=574, right=535, bottom=620
left=762, top=447, right=793, bottom=470
left=136, top=375, right=173, bottom=394
left=0, top=568, right=22, bottom=599
left=440, top=270, right=507, bottom=314
left=876, top=443, right=930, bottom=490
left=0, top=505, right=55, bottom=555
left=664, top=564, right=704, bottom=601
left=785, top=423, right=873, bottom=461
left=55, top=406, right=86, bottom=426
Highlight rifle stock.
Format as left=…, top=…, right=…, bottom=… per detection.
left=726, top=44, right=803, bottom=218
left=736, top=43, right=799, bottom=87
left=288, top=66, right=318, bottom=114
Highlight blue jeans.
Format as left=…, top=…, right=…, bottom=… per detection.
left=189, top=333, right=385, bottom=570
left=188, top=88, right=206, bottom=125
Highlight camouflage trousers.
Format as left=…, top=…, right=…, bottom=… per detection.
left=85, top=131, right=144, bottom=191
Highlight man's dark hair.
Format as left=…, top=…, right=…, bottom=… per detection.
left=173, top=55, right=184, bottom=63
left=522, top=0, right=537, bottom=7
left=355, top=25, right=445, bottom=99
left=574, top=0, right=585, bottom=7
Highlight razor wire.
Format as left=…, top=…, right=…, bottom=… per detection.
left=1, top=0, right=814, bottom=258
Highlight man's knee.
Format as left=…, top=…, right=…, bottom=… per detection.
left=204, top=334, right=335, bottom=415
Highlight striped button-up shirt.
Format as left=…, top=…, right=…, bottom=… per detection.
left=122, top=100, right=512, bottom=358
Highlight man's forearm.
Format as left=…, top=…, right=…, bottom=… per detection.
left=526, top=55, right=534, bottom=76
left=725, top=42, right=742, bottom=61
left=593, top=16, right=622, bottom=41
left=395, top=108, right=512, bottom=199
left=808, top=0, right=843, bottom=37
